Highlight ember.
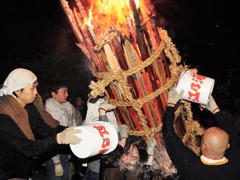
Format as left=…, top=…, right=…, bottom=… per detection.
left=60, top=0, right=203, bottom=155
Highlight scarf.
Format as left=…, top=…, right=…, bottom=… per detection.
left=0, top=94, right=59, bottom=140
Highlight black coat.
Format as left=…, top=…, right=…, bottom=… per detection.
left=162, top=107, right=240, bottom=180
left=0, top=103, right=65, bottom=179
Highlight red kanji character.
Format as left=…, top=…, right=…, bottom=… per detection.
left=99, top=149, right=108, bottom=154
left=93, top=125, right=109, bottom=137
left=191, top=74, right=206, bottom=84
left=190, top=83, right=201, bottom=91
left=188, top=91, right=200, bottom=102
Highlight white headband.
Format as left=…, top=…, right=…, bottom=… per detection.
left=0, top=68, right=37, bottom=96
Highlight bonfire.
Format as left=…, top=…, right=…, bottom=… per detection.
left=60, top=0, right=204, bottom=155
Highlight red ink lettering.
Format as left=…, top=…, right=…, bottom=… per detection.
left=99, top=149, right=108, bottom=154
left=188, top=91, right=200, bottom=102
left=191, top=74, right=206, bottom=84
left=190, top=83, right=201, bottom=91
left=102, top=138, right=110, bottom=148
left=93, top=125, right=111, bottom=153
left=93, top=125, right=109, bottom=137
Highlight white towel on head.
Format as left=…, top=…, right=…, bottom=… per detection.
left=0, top=68, right=37, bottom=96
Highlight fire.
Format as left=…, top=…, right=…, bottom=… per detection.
left=60, top=0, right=203, bottom=170
left=84, top=0, right=140, bottom=38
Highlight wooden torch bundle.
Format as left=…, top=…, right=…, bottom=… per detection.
left=60, top=0, right=203, bottom=153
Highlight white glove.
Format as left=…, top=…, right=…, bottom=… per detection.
left=168, top=87, right=184, bottom=105
left=99, top=102, right=116, bottom=111
left=147, top=138, right=157, bottom=156
left=56, top=127, right=81, bottom=144
left=201, top=95, right=218, bottom=113
left=55, top=163, right=64, bottom=176
left=118, top=124, right=129, bottom=139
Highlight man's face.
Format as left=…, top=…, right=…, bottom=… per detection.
left=16, top=81, right=38, bottom=105
left=120, top=144, right=140, bottom=170
left=76, top=97, right=84, bottom=107
left=52, top=87, right=68, bottom=104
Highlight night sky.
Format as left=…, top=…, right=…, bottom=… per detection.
left=0, top=0, right=69, bottom=81
left=0, top=0, right=239, bottom=91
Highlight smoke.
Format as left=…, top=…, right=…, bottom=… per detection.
left=152, top=145, right=178, bottom=178
left=116, top=144, right=178, bottom=179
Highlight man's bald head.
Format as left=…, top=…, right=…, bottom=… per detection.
left=201, top=127, right=230, bottom=159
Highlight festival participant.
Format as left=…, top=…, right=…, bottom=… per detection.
left=94, top=101, right=176, bottom=180
left=44, top=80, right=83, bottom=180
left=75, top=94, right=87, bottom=120
left=0, top=68, right=81, bottom=179
left=99, top=124, right=156, bottom=180
left=82, top=96, right=117, bottom=180
left=162, top=87, right=240, bottom=180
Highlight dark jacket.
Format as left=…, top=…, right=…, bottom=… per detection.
left=162, top=106, right=240, bottom=180
left=0, top=96, right=65, bottom=179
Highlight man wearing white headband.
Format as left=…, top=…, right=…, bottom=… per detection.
left=0, top=68, right=81, bottom=179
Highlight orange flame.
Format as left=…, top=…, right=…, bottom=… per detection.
left=83, top=0, right=140, bottom=37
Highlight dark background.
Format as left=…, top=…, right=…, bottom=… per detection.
left=0, top=0, right=239, bottom=103
left=0, top=0, right=92, bottom=100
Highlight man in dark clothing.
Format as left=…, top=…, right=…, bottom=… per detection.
left=99, top=123, right=157, bottom=180
left=0, top=68, right=81, bottom=179
left=100, top=135, right=150, bottom=180
left=162, top=88, right=240, bottom=180
left=75, top=94, right=87, bottom=120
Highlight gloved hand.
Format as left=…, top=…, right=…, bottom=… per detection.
left=167, top=87, right=184, bottom=105
left=99, top=102, right=116, bottom=111
left=55, top=163, right=64, bottom=176
left=118, top=124, right=129, bottom=139
left=201, top=95, right=218, bottom=113
left=56, top=127, right=81, bottom=144
left=147, top=138, right=157, bottom=156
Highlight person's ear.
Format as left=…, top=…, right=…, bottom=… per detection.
left=201, top=143, right=207, bottom=152
left=227, top=143, right=230, bottom=149
left=51, top=91, right=56, bottom=98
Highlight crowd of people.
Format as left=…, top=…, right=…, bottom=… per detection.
left=0, top=67, right=240, bottom=180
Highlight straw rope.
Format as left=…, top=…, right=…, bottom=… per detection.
left=89, top=29, right=203, bottom=153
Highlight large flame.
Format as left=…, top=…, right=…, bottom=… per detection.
left=84, top=0, right=140, bottom=37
